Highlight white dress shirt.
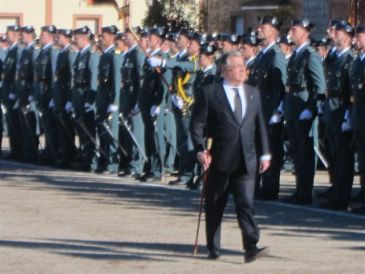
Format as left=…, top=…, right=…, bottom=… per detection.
left=222, top=80, right=246, bottom=119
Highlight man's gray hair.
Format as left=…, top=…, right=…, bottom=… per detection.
left=221, top=50, right=245, bottom=67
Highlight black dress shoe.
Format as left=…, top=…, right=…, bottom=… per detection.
left=245, top=246, right=269, bottom=263
left=255, top=191, right=279, bottom=201
left=319, top=201, right=347, bottom=211
left=351, top=205, right=365, bottom=214
left=207, top=249, right=220, bottom=260
left=317, top=186, right=334, bottom=198
left=139, top=174, right=161, bottom=182
left=119, top=170, right=142, bottom=179
left=282, top=194, right=312, bottom=205
left=168, top=179, right=187, bottom=186
left=351, top=189, right=365, bottom=203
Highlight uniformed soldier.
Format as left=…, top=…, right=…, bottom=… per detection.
left=53, top=28, right=77, bottom=168
left=240, top=33, right=260, bottom=72
left=94, top=25, right=120, bottom=174
left=139, top=27, right=167, bottom=182
left=283, top=19, right=326, bottom=204
left=149, top=30, right=200, bottom=186
left=188, top=43, right=218, bottom=189
left=71, top=26, right=100, bottom=171
left=248, top=16, right=287, bottom=200
left=118, top=28, right=146, bottom=178
left=319, top=21, right=356, bottom=210
left=351, top=24, right=365, bottom=214
left=277, top=35, right=294, bottom=63
left=114, top=32, right=130, bottom=172
left=33, top=25, right=59, bottom=164
left=0, top=35, right=9, bottom=156
left=2, top=25, right=22, bottom=160
left=16, top=25, right=39, bottom=162
left=216, top=34, right=240, bottom=76
left=160, top=32, right=177, bottom=174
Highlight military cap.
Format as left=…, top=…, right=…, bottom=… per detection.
left=188, top=31, right=201, bottom=43
left=57, top=29, right=73, bottom=38
left=178, top=29, right=191, bottom=39
left=20, top=25, right=35, bottom=33
left=74, top=25, right=92, bottom=36
left=41, top=25, right=57, bottom=34
left=207, top=32, right=218, bottom=43
left=356, top=24, right=365, bottom=34
left=335, top=21, right=354, bottom=36
left=222, top=33, right=240, bottom=45
left=277, top=35, right=294, bottom=46
left=165, top=32, right=177, bottom=42
left=241, top=33, right=260, bottom=46
left=149, top=27, right=166, bottom=38
left=101, top=25, right=119, bottom=35
left=137, top=26, right=149, bottom=37
left=200, top=44, right=217, bottom=55
left=291, top=19, right=314, bottom=31
left=259, top=15, right=282, bottom=30
left=328, top=19, right=342, bottom=28
left=7, top=25, right=20, bottom=32
left=311, top=37, right=330, bottom=47
left=115, top=32, right=125, bottom=40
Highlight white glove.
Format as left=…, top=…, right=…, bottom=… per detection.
left=277, top=101, right=284, bottom=114
left=84, top=102, right=93, bottom=113
left=107, top=104, right=118, bottom=113
left=148, top=57, right=162, bottom=68
left=28, top=95, right=34, bottom=103
left=150, top=105, right=160, bottom=117
left=299, top=109, right=313, bottom=120
left=341, top=120, right=352, bottom=132
left=8, top=93, right=16, bottom=101
left=48, top=98, right=55, bottom=109
left=131, top=103, right=140, bottom=115
left=65, top=101, right=73, bottom=113
left=269, top=113, right=283, bottom=125
left=344, top=109, right=350, bottom=121
left=171, top=95, right=184, bottom=110
left=317, top=102, right=324, bottom=115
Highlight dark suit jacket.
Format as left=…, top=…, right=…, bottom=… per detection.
left=190, top=83, right=270, bottom=175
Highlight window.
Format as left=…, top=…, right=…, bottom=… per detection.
left=0, top=13, right=23, bottom=34
left=73, top=14, right=102, bottom=35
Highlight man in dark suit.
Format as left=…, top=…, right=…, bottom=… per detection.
left=190, top=50, right=271, bottom=263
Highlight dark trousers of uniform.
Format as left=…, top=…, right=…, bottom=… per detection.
left=286, top=119, right=315, bottom=200
left=174, top=109, right=196, bottom=182
left=354, top=130, right=365, bottom=197
left=205, top=145, right=259, bottom=252
left=18, top=109, right=38, bottom=161
left=326, top=124, right=354, bottom=207
left=164, top=110, right=177, bottom=172
left=257, top=123, right=284, bottom=197
left=40, top=107, right=59, bottom=162
left=127, top=112, right=145, bottom=175
left=318, top=116, right=335, bottom=184
left=141, top=109, right=165, bottom=178
left=6, top=106, right=22, bottom=158
left=96, top=111, right=120, bottom=173
left=0, top=107, right=2, bottom=155
left=75, top=111, right=95, bottom=166
left=55, top=112, right=76, bottom=165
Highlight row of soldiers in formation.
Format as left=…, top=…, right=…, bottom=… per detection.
left=0, top=16, right=365, bottom=214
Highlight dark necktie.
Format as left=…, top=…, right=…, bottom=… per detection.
left=232, top=88, right=242, bottom=122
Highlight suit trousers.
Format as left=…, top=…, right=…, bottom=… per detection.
left=205, top=149, right=259, bottom=252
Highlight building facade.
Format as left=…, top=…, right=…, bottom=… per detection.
left=0, top=0, right=149, bottom=35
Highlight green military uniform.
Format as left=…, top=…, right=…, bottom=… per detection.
left=140, top=46, right=165, bottom=180
left=284, top=20, right=326, bottom=204
left=15, top=28, right=39, bottom=162
left=164, top=45, right=199, bottom=185
left=2, top=26, right=23, bottom=160
left=322, top=43, right=355, bottom=210
left=34, top=31, right=59, bottom=164
left=72, top=37, right=99, bottom=171
left=53, top=29, right=77, bottom=168
left=351, top=25, right=365, bottom=212
left=246, top=20, right=287, bottom=200
left=121, top=42, right=146, bottom=176
left=95, top=35, right=119, bottom=173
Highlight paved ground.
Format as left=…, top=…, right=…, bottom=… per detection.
left=0, top=159, right=365, bottom=274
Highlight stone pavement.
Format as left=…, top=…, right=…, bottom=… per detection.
left=0, top=160, right=364, bottom=274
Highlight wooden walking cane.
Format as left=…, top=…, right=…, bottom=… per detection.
left=193, top=139, right=212, bottom=256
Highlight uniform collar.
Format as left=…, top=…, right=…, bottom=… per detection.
left=128, top=43, right=138, bottom=53
left=261, top=41, right=276, bottom=55
left=42, top=42, right=53, bottom=51
left=360, top=52, right=365, bottom=62
left=203, top=64, right=214, bottom=73
left=336, top=47, right=350, bottom=58
left=26, top=41, right=36, bottom=49
left=295, top=41, right=309, bottom=55
left=104, top=44, right=114, bottom=53
left=150, top=48, right=161, bottom=56
left=62, top=44, right=71, bottom=52
left=9, top=42, right=18, bottom=50
left=80, top=44, right=91, bottom=54
left=178, top=49, right=187, bottom=59
left=245, top=56, right=256, bottom=65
